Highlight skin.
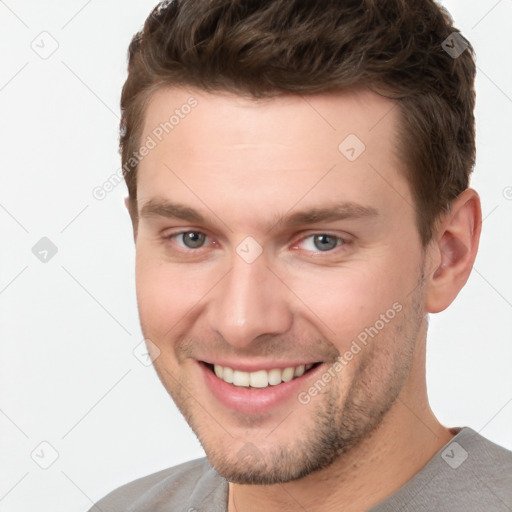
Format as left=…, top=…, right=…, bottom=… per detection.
left=127, top=86, right=481, bottom=511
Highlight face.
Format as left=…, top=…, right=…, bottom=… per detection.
left=132, top=86, right=429, bottom=484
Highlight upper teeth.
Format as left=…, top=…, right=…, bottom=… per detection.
left=214, top=363, right=314, bottom=388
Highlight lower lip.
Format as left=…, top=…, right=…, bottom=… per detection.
left=199, top=362, right=324, bottom=415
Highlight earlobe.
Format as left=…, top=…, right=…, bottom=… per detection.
left=425, top=188, right=482, bottom=313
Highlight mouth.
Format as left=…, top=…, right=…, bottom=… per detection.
left=198, top=358, right=326, bottom=414
left=204, top=362, right=321, bottom=389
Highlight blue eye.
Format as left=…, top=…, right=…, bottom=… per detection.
left=299, top=234, right=344, bottom=252
left=168, top=231, right=207, bottom=249
left=164, top=231, right=347, bottom=256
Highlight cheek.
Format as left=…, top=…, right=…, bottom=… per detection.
left=134, top=248, right=211, bottom=337
left=286, top=255, right=415, bottom=348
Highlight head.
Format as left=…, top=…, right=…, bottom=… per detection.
left=121, top=0, right=481, bottom=484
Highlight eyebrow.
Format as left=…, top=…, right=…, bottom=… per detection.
left=274, top=203, right=379, bottom=229
left=140, top=199, right=206, bottom=223
left=139, top=197, right=379, bottom=231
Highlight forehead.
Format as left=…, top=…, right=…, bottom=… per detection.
left=142, top=86, right=398, bottom=158
left=136, top=86, right=412, bottom=231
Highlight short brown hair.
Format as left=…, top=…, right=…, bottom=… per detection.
left=120, top=0, right=476, bottom=245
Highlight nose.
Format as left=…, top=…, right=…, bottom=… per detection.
left=206, top=250, right=293, bottom=349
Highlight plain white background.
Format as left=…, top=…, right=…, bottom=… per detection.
left=0, top=1, right=511, bottom=510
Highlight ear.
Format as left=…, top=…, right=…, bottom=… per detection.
left=125, top=197, right=138, bottom=242
left=425, top=188, right=482, bottom=313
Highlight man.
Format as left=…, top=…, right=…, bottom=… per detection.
left=90, top=0, right=512, bottom=510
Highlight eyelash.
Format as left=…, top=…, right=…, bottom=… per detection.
left=163, top=230, right=350, bottom=256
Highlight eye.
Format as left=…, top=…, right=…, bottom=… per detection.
left=296, top=234, right=346, bottom=253
left=166, top=231, right=208, bottom=250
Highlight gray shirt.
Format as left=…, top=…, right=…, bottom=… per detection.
left=89, top=427, right=512, bottom=511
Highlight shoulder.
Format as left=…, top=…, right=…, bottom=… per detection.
left=456, top=427, right=512, bottom=494
left=372, top=427, right=512, bottom=512
left=464, top=426, right=512, bottom=463
left=89, top=457, right=228, bottom=512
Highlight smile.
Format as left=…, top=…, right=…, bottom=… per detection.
left=206, top=362, right=318, bottom=388
left=200, top=360, right=325, bottom=414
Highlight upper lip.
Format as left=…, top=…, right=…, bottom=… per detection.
left=200, top=359, right=320, bottom=372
